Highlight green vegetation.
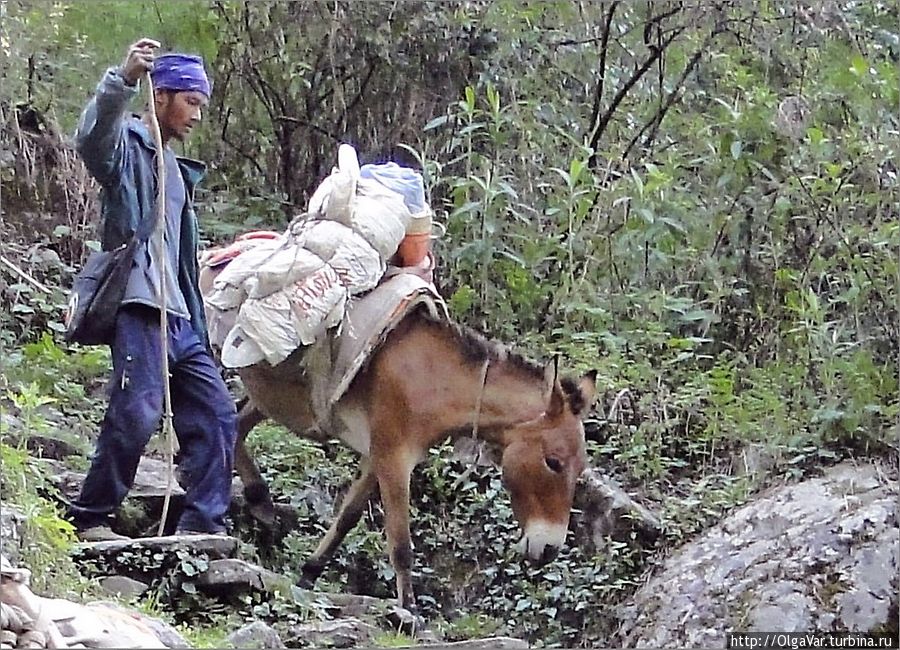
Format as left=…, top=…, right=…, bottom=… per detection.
left=1, top=0, right=896, bottom=647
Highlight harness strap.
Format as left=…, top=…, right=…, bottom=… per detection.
left=451, top=358, right=490, bottom=491
left=470, top=358, right=490, bottom=440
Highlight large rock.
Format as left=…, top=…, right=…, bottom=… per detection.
left=398, top=640, right=528, bottom=650
left=309, top=590, right=388, bottom=618
left=573, top=468, right=661, bottom=547
left=288, top=617, right=380, bottom=648
left=197, top=558, right=291, bottom=595
left=98, top=575, right=150, bottom=599
left=617, top=461, right=899, bottom=647
left=52, top=456, right=274, bottom=536
left=1, top=557, right=190, bottom=649
left=52, top=456, right=187, bottom=501
left=89, top=600, right=192, bottom=649
left=227, top=621, right=285, bottom=649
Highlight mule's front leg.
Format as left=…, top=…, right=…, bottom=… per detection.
left=299, top=458, right=377, bottom=588
left=374, top=454, right=417, bottom=611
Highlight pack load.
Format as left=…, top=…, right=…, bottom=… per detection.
left=203, top=144, right=436, bottom=368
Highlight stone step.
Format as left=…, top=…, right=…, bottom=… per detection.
left=73, top=533, right=238, bottom=562
left=196, top=558, right=292, bottom=595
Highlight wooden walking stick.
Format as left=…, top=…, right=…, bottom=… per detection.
left=144, top=71, right=180, bottom=537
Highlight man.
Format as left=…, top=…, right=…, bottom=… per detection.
left=67, top=38, right=237, bottom=541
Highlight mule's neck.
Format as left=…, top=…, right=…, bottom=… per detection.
left=462, top=357, right=548, bottom=445
left=389, top=318, right=549, bottom=445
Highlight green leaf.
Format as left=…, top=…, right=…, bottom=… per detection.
left=464, top=86, right=476, bottom=113
left=630, top=168, right=644, bottom=197
left=569, top=158, right=586, bottom=186
left=486, top=83, right=501, bottom=115
left=806, top=126, right=825, bottom=146
left=424, top=115, right=449, bottom=131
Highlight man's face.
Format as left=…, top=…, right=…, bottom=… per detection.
left=155, top=90, right=208, bottom=142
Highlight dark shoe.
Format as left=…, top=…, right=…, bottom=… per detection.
left=76, top=526, right=131, bottom=542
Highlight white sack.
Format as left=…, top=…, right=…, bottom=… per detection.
left=329, top=236, right=385, bottom=295
left=221, top=323, right=267, bottom=368
left=292, top=219, right=356, bottom=260
left=212, top=237, right=286, bottom=292
left=206, top=304, right=238, bottom=351
left=204, top=282, right=247, bottom=311
left=249, top=246, right=326, bottom=298
left=237, top=291, right=303, bottom=365
left=287, top=265, right=348, bottom=346
left=309, top=144, right=360, bottom=223
left=347, top=177, right=411, bottom=259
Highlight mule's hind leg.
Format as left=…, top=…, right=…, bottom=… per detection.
left=233, top=400, right=275, bottom=525
left=299, top=457, right=377, bottom=588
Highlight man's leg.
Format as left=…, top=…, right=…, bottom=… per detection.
left=67, top=305, right=164, bottom=532
left=167, top=316, right=237, bottom=534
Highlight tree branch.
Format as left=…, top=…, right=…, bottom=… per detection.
left=621, top=30, right=713, bottom=160
left=220, top=106, right=266, bottom=177
left=587, top=1, right=620, bottom=152
left=587, top=23, right=685, bottom=170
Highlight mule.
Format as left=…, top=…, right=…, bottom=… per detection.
left=201, top=268, right=596, bottom=611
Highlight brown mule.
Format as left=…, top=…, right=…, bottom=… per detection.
left=200, top=260, right=596, bottom=612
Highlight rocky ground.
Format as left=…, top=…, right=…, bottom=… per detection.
left=2, top=421, right=897, bottom=648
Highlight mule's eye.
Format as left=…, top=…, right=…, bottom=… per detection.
left=545, top=457, right=563, bottom=473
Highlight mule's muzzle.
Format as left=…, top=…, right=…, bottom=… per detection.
left=516, top=535, right=561, bottom=566
left=515, top=520, right=567, bottom=564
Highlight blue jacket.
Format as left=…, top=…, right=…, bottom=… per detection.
left=75, top=68, right=209, bottom=348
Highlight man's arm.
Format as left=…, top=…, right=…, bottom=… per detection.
left=75, top=38, right=159, bottom=185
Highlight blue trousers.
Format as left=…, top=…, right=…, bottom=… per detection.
left=68, top=304, right=237, bottom=533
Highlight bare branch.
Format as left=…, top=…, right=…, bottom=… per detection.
left=588, top=23, right=686, bottom=170
left=587, top=1, right=620, bottom=151
left=622, top=29, right=715, bottom=160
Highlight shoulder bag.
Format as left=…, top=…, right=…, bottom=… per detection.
left=63, top=210, right=160, bottom=346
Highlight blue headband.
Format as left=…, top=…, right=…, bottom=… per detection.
left=150, top=53, right=211, bottom=98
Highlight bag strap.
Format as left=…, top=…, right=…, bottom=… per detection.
left=134, top=151, right=171, bottom=243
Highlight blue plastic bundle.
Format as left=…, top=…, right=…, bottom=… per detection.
left=359, top=163, right=427, bottom=215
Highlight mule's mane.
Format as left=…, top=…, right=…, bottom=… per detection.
left=421, top=315, right=588, bottom=413
left=429, top=317, right=545, bottom=380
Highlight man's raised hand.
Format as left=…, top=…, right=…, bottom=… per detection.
left=120, top=38, right=161, bottom=85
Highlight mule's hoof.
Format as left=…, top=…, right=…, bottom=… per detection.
left=296, top=573, right=316, bottom=590
left=244, top=482, right=276, bottom=527
left=297, top=560, right=324, bottom=589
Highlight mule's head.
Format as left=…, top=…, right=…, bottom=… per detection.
left=500, top=358, right=596, bottom=564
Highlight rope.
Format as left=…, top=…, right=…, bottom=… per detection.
left=144, top=72, right=179, bottom=537
left=451, top=359, right=490, bottom=491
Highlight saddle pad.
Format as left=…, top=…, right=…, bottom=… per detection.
left=302, top=272, right=449, bottom=425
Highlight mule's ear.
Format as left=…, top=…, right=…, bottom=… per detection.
left=573, top=370, right=598, bottom=416
left=542, top=355, right=560, bottom=397
left=543, top=356, right=565, bottom=417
